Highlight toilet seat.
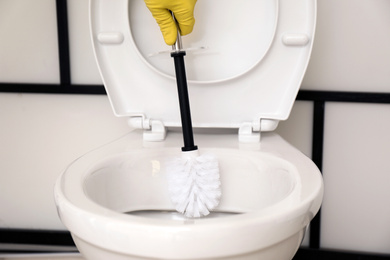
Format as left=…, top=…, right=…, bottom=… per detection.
left=90, top=0, right=316, bottom=134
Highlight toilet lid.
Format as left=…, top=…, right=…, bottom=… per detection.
left=90, top=0, right=316, bottom=131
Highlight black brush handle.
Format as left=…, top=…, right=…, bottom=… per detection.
left=171, top=51, right=198, bottom=152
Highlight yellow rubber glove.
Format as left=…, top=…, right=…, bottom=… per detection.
left=144, top=0, right=197, bottom=45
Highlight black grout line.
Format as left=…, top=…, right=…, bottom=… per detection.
left=56, top=0, right=71, bottom=86
left=0, top=229, right=75, bottom=246
left=308, top=101, right=325, bottom=249
left=297, top=90, right=390, bottom=104
left=312, top=101, right=325, bottom=173
left=294, top=248, right=390, bottom=260
left=0, top=83, right=106, bottom=95
left=2, top=85, right=390, bottom=104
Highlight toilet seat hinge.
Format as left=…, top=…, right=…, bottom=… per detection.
left=128, top=116, right=167, bottom=142
left=239, top=121, right=261, bottom=143
left=238, top=119, right=280, bottom=143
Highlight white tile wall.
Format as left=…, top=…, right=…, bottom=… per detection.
left=0, top=94, right=129, bottom=229
left=302, top=0, right=390, bottom=92
left=67, top=0, right=102, bottom=85
left=321, top=102, right=390, bottom=254
left=276, top=101, right=313, bottom=159
left=0, top=0, right=59, bottom=84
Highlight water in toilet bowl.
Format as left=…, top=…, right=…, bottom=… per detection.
left=128, top=210, right=239, bottom=221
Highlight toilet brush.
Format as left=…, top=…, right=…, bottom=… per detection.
left=167, top=21, right=221, bottom=218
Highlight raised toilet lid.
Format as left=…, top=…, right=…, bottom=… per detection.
left=90, top=0, right=316, bottom=132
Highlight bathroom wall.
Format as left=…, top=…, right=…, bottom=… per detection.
left=0, top=0, right=390, bottom=256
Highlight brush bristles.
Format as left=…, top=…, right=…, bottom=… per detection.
left=167, top=151, right=221, bottom=218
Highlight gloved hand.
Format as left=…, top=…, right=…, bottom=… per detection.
left=144, top=0, right=197, bottom=45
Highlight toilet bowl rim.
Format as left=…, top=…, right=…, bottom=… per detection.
left=55, top=168, right=322, bottom=228
left=54, top=132, right=324, bottom=229
left=55, top=176, right=321, bottom=258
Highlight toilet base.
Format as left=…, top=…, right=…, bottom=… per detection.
left=72, top=228, right=305, bottom=260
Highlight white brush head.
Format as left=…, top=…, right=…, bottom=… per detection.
left=166, top=150, right=221, bottom=218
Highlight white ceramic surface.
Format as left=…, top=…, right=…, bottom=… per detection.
left=55, top=131, right=323, bottom=260
left=0, top=0, right=59, bottom=83
left=89, top=0, right=316, bottom=130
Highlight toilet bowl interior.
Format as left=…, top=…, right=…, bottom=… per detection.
left=83, top=147, right=300, bottom=219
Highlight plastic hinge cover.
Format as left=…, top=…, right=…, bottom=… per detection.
left=238, top=119, right=279, bottom=143
left=128, top=116, right=166, bottom=142
left=239, top=121, right=261, bottom=143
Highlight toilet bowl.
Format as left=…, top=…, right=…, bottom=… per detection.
left=54, top=0, right=323, bottom=259
left=55, top=130, right=322, bottom=260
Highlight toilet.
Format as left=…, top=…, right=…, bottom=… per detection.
left=54, top=0, right=323, bottom=259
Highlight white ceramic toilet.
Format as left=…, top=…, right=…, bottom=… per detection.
left=54, top=0, right=323, bottom=259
